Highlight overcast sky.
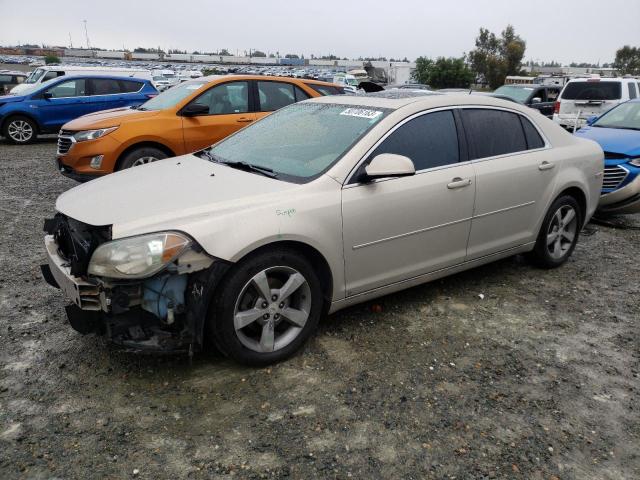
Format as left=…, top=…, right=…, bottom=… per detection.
left=0, top=0, right=638, bottom=64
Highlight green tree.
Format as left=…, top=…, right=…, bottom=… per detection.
left=468, top=25, right=526, bottom=89
left=251, top=50, right=267, bottom=57
left=501, top=25, right=526, bottom=76
left=218, top=49, right=231, bottom=56
left=614, top=45, right=640, bottom=75
left=413, top=56, right=474, bottom=89
left=202, top=66, right=226, bottom=75
left=44, top=55, right=60, bottom=64
left=285, top=54, right=299, bottom=59
left=133, top=47, right=164, bottom=53
left=568, top=62, right=600, bottom=68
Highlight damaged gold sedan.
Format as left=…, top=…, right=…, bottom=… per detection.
left=42, top=93, right=603, bottom=365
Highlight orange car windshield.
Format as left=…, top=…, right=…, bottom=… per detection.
left=139, top=81, right=207, bottom=111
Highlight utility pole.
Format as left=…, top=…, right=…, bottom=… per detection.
left=68, top=32, right=73, bottom=48
left=83, top=20, right=91, bottom=50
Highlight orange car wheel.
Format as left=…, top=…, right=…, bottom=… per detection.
left=118, top=146, right=168, bottom=170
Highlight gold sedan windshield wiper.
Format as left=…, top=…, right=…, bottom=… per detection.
left=196, top=149, right=278, bottom=178
left=220, top=160, right=278, bottom=178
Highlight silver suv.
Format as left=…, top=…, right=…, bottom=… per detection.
left=42, top=94, right=603, bottom=365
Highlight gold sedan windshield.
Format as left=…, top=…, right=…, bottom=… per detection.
left=209, top=103, right=389, bottom=181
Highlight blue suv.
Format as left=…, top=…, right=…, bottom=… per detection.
left=575, top=99, right=640, bottom=215
left=0, top=75, right=157, bottom=144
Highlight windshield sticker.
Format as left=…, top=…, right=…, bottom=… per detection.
left=340, top=108, right=383, bottom=119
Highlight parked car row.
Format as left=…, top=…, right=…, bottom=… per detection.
left=4, top=68, right=638, bottom=220
left=0, top=55, right=45, bottom=65
left=55, top=75, right=344, bottom=179
left=441, top=77, right=640, bottom=128
left=39, top=88, right=604, bottom=365
left=9, top=65, right=153, bottom=95
left=1, top=54, right=349, bottom=84
left=0, top=73, right=345, bottom=147
left=470, top=76, right=640, bottom=215
left=517, top=75, right=640, bottom=215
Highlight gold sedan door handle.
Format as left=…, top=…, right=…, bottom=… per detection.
left=237, top=117, right=254, bottom=123
left=447, top=177, right=472, bottom=189
left=538, top=161, right=555, bottom=171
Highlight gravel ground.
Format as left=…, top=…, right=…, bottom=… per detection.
left=1, top=139, right=639, bottom=480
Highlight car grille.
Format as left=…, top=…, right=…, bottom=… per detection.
left=602, top=165, right=628, bottom=191
left=57, top=130, right=75, bottom=155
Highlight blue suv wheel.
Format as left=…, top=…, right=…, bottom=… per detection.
left=3, top=115, right=37, bottom=144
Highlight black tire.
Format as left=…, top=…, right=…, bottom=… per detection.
left=528, top=195, right=582, bottom=269
left=2, top=115, right=37, bottom=144
left=117, top=146, right=168, bottom=170
left=209, top=249, right=323, bottom=366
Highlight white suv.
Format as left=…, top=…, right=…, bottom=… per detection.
left=553, top=77, right=640, bottom=130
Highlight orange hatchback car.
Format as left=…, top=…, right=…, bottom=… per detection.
left=56, top=75, right=344, bottom=180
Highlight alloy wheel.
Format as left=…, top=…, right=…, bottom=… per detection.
left=7, top=120, right=33, bottom=143
left=131, top=156, right=159, bottom=167
left=546, top=205, right=578, bottom=260
left=233, top=266, right=311, bottom=353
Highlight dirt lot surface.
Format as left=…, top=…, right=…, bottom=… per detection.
left=1, top=139, right=639, bottom=480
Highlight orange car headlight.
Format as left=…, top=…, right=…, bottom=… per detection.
left=73, top=126, right=118, bottom=142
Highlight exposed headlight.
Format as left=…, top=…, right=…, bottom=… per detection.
left=73, top=126, right=118, bottom=142
left=629, top=158, right=640, bottom=167
left=88, top=232, right=191, bottom=279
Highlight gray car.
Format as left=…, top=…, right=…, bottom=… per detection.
left=42, top=94, right=604, bottom=365
left=493, top=84, right=562, bottom=118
